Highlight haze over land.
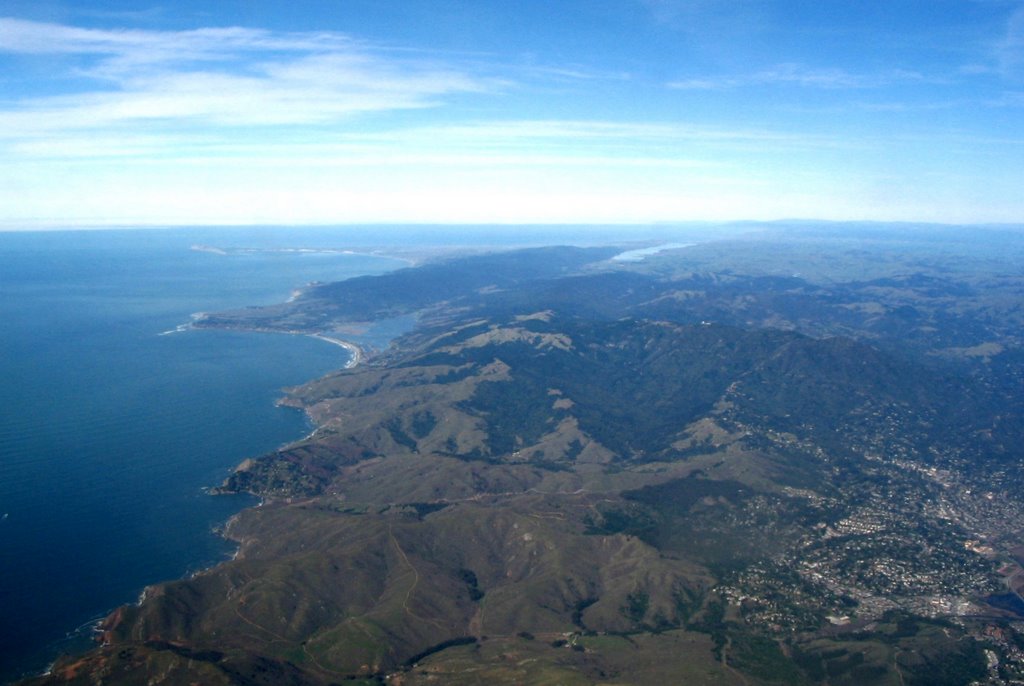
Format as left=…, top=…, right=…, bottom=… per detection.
left=2, top=1, right=1024, bottom=226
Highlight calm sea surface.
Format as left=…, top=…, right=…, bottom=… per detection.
left=0, top=228, right=407, bottom=682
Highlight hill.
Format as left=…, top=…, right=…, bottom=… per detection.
left=27, top=229, right=1024, bottom=686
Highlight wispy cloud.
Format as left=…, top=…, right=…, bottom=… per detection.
left=0, top=17, right=845, bottom=172
left=668, top=63, right=929, bottom=90
left=7, top=117, right=843, bottom=163
left=0, top=17, right=497, bottom=137
left=963, top=3, right=1024, bottom=79
left=0, top=17, right=355, bottom=60
left=379, top=120, right=839, bottom=151
left=3, top=11, right=1022, bottom=227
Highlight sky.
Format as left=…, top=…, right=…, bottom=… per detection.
left=2, top=0, right=1024, bottom=227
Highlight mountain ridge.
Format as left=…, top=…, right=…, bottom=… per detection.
left=25, top=233, right=1024, bottom=686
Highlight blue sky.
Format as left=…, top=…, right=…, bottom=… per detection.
left=2, top=0, right=1023, bottom=226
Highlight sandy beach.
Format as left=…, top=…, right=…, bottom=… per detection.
left=308, top=334, right=363, bottom=368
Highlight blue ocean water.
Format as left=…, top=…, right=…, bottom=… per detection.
left=0, top=228, right=406, bottom=683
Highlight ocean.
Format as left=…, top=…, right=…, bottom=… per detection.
left=0, top=228, right=408, bottom=683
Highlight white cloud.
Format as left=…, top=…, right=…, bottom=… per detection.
left=0, top=17, right=355, bottom=59
left=0, top=17, right=496, bottom=137
left=2, top=16, right=1021, bottom=227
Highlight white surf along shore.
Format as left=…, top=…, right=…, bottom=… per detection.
left=307, top=333, right=362, bottom=368
left=159, top=275, right=365, bottom=370
left=159, top=319, right=363, bottom=370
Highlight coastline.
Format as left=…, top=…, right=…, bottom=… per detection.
left=190, top=243, right=418, bottom=267
left=28, top=326, right=361, bottom=682
left=161, top=318, right=365, bottom=371
left=307, top=333, right=363, bottom=368
left=1, top=231, right=411, bottom=684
